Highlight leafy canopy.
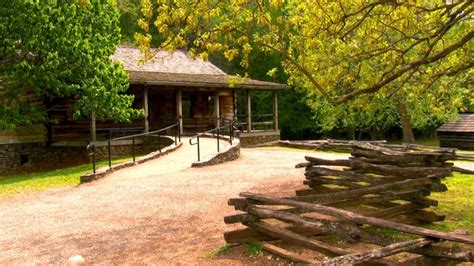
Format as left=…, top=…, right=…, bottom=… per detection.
left=138, top=0, right=472, bottom=100
left=136, top=0, right=473, bottom=121
left=0, top=0, right=142, bottom=130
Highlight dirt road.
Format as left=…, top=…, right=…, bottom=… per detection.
left=0, top=146, right=346, bottom=265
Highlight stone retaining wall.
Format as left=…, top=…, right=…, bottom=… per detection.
left=191, top=138, right=241, bottom=167
left=0, top=136, right=176, bottom=175
left=0, top=143, right=89, bottom=175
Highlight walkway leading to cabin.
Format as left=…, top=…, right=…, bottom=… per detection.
left=108, top=136, right=231, bottom=181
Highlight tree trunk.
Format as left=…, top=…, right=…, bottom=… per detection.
left=397, top=100, right=415, bottom=143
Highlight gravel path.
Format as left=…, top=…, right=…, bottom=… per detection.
left=0, top=145, right=346, bottom=265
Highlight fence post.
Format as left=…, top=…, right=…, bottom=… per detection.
left=132, top=137, right=136, bottom=162
left=108, top=140, right=111, bottom=169
left=197, top=136, right=201, bottom=161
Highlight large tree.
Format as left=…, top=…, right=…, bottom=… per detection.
left=137, top=0, right=473, bottom=142
left=0, top=0, right=142, bottom=131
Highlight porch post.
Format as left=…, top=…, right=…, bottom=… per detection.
left=273, top=90, right=279, bottom=131
left=232, top=89, right=237, bottom=121
left=143, top=86, right=149, bottom=133
left=215, top=89, right=220, bottom=128
left=246, top=90, right=252, bottom=133
left=90, top=110, right=96, bottom=142
left=176, top=89, right=183, bottom=134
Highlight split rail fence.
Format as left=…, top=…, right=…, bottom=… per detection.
left=224, top=142, right=474, bottom=264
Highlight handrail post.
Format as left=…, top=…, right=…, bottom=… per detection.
left=197, top=136, right=200, bottom=161
left=178, top=121, right=181, bottom=142
left=229, top=124, right=232, bottom=145
left=132, top=137, right=136, bottom=162
left=217, top=128, right=220, bottom=152
left=174, top=125, right=177, bottom=146
left=158, top=132, right=162, bottom=153
left=108, top=140, right=111, bottom=169
left=92, top=144, right=96, bottom=174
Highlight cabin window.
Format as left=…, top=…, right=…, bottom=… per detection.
left=20, top=154, right=30, bottom=166
left=182, top=98, right=193, bottom=118
left=208, top=95, right=216, bottom=118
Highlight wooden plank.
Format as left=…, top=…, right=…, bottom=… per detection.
left=328, top=190, right=430, bottom=209
left=224, top=225, right=321, bottom=244
left=249, top=221, right=349, bottom=257
left=240, top=192, right=474, bottom=245
left=322, top=238, right=432, bottom=266
left=246, top=205, right=364, bottom=242
left=367, top=203, right=423, bottom=219
left=262, top=243, right=318, bottom=264
left=293, top=177, right=434, bottom=203
left=306, top=176, right=365, bottom=189
left=452, top=166, right=474, bottom=174
left=230, top=179, right=434, bottom=208
left=305, top=166, right=391, bottom=184
left=304, top=156, right=452, bottom=178
left=249, top=221, right=391, bottom=265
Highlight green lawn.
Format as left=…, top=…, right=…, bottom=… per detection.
left=0, top=157, right=133, bottom=197
left=428, top=172, right=474, bottom=233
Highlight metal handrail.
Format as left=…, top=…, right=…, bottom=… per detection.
left=87, top=121, right=181, bottom=174
left=189, top=120, right=237, bottom=162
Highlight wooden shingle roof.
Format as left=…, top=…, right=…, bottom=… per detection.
left=111, top=46, right=288, bottom=90
left=437, top=113, right=474, bottom=133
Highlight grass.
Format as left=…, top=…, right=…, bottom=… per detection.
left=427, top=172, right=474, bottom=233
left=201, top=246, right=233, bottom=259
left=0, top=156, right=134, bottom=197
left=364, top=172, right=474, bottom=245
left=244, top=241, right=263, bottom=257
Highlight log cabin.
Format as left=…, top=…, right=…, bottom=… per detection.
left=437, top=113, right=474, bottom=150
left=0, top=46, right=287, bottom=174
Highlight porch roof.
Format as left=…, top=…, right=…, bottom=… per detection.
left=112, top=46, right=288, bottom=90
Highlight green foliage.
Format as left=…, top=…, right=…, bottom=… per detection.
left=117, top=0, right=141, bottom=44
left=0, top=0, right=142, bottom=130
left=244, top=241, right=263, bottom=257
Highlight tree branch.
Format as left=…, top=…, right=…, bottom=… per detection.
left=334, top=30, right=474, bottom=104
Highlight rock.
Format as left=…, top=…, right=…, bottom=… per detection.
left=68, top=255, right=85, bottom=266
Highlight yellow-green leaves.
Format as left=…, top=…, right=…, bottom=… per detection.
left=136, top=0, right=473, bottom=132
